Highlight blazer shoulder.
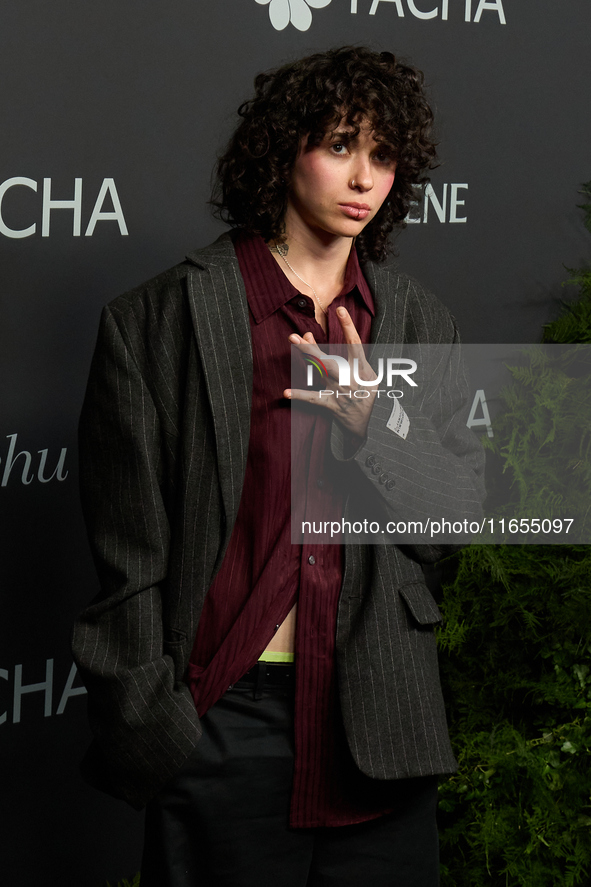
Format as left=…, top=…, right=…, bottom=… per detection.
left=364, top=258, right=458, bottom=344
left=396, top=270, right=455, bottom=331
left=107, top=232, right=236, bottom=320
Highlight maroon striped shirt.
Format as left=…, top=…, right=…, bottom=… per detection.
left=188, top=231, right=395, bottom=826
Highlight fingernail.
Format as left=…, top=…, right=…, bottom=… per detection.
left=289, top=334, right=301, bottom=343
left=285, top=389, right=292, bottom=399
left=337, top=307, right=347, bottom=317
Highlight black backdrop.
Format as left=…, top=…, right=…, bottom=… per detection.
left=1, top=2, right=590, bottom=884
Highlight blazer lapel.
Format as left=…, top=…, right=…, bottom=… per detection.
left=365, top=259, right=442, bottom=347
left=364, top=259, right=407, bottom=345
left=185, top=235, right=253, bottom=555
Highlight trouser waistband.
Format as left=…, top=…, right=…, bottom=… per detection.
left=232, top=660, right=295, bottom=697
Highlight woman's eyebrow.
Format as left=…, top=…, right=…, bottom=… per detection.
left=327, top=129, right=356, bottom=142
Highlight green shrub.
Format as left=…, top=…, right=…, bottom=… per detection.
left=437, top=185, right=591, bottom=886
left=437, top=545, right=591, bottom=886
left=106, top=874, right=140, bottom=887
left=543, top=181, right=591, bottom=345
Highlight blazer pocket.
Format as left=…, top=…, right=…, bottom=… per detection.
left=163, top=628, right=188, bottom=647
left=398, top=581, right=442, bottom=625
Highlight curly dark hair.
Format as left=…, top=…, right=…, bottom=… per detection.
left=211, top=45, right=438, bottom=263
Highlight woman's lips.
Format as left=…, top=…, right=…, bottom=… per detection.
left=339, top=203, right=370, bottom=220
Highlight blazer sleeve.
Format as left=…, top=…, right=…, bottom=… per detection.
left=331, top=322, right=486, bottom=558
left=72, top=305, right=200, bottom=809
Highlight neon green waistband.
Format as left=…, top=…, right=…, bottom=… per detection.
left=258, top=651, right=295, bottom=663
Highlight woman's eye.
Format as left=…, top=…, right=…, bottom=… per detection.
left=331, top=143, right=348, bottom=154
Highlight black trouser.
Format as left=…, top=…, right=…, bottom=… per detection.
left=141, top=670, right=440, bottom=887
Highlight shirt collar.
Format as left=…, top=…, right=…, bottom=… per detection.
left=232, top=231, right=375, bottom=324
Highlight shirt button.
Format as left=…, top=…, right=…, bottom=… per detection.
left=316, top=478, right=324, bottom=488
left=308, top=555, right=316, bottom=565
left=371, top=463, right=382, bottom=475
left=386, top=479, right=396, bottom=491
left=297, top=298, right=308, bottom=309
left=366, top=455, right=376, bottom=467
left=378, top=473, right=388, bottom=485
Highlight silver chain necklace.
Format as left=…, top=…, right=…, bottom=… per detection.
left=269, top=242, right=327, bottom=315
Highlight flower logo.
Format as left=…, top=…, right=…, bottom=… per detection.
left=255, top=0, right=332, bottom=32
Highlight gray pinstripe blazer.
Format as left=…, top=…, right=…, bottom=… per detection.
left=72, top=233, right=484, bottom=809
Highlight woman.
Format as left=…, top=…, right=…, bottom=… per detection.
left=73, top=46, right=484, bottom=887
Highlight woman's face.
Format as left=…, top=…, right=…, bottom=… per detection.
left=284, top=119, right=397, bottom=245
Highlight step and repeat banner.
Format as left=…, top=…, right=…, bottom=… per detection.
left=1, top=2, right=590, bottom=884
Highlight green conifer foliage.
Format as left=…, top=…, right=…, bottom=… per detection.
left=543, top=181, right=591, bottom=345
left=106, top=875, right=140, bottom=887
left=480, top=344, right=591, bottom=540
left=438, top=186, right=591, bottom=886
